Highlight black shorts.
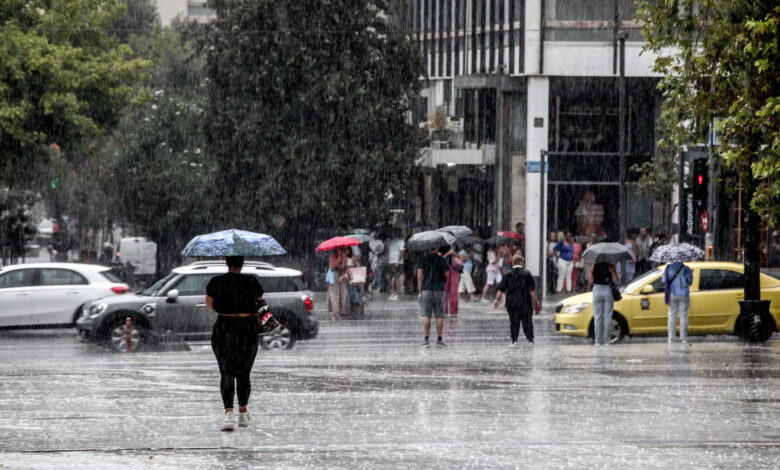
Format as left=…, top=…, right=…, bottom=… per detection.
left=385, top=264, right=403, bottom=277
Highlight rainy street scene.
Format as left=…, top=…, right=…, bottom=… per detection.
left=1, top=1, right=779, bottom=469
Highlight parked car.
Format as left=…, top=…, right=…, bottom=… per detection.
left=554, top=261, right=780, bottom=343
left=0, top=263, right=129, bottom=328
left=76, top=261, right=317, bottom=352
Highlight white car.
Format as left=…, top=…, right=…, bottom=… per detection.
left=0, top=263, right=130, bottom=328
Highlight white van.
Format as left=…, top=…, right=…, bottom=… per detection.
left=116, top=237, right=157, bottom=276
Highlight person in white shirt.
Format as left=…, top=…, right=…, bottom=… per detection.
left=384, top=237, right=406, bottom=300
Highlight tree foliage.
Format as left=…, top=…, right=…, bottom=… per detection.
left=105, top=25, right=212, bottom=274
left=0, top=0, right=151, bottom=171
left=0, top=0, right=151, bottom=256
left=638, top=0, right=779, bottom=304
left=201, top=0, right=424, bottom=252
left=638, top=0, right=779, bottom=226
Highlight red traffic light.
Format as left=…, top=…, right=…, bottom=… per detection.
left=697, top=174, right=704, bottom=185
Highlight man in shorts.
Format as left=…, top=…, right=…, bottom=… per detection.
left=417, top=246, right=450, bottom=347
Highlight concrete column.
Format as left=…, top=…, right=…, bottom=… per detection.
left=524, top=77, right=549, bottom=279
left=524, top=0, right=542, bottom=75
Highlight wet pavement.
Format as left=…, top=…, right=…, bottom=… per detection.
left=1, top=299, right=779, bottom=469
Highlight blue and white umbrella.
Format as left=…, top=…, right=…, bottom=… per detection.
left=181, top=229, right=286, bottom=257
left=649, top=243, right=705, bottom=263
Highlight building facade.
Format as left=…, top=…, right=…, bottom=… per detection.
left=405, top=0, right=664, bottom=280
left=154, top=0, right=213, bottom=26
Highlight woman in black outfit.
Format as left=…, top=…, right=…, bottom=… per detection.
left=206, top=256, right=264, bottom=431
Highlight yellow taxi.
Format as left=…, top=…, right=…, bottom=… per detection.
left=553, top=262, right=780, bottom=343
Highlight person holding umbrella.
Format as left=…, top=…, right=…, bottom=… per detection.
left=181, top=229, right=287, bottom=432
left=663, top=260, right=693, bottom=343
left=581, top=242, right=632, bottom=346
left=206, top=256, right=265, bottom=431
left=407, top=230, right=455, bottom=347
left=316, top=237, right=361, bottom=319
left=650, top=242, right=702, bottom=344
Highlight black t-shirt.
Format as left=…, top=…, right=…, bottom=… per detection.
left=592, top=262, right=613, bottom=286
left=206, top=273, right=264, bottom=314
left=496, top=267, right=535, bottom=311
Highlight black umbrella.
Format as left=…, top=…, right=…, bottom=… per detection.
left=406, top=230, right=456, bottom=251
left=456, top=235, right=484, bottom=247
left=581, top=243, right=635, bottom=264
left=484, top=235, right=516, bottom=246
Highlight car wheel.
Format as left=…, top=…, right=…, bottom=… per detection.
left=587, top=314, right=627, bottom=344
left=259, top=324, right=296, bottom=350
left=609, top=316, right=627, bottom=344
left=107, top=318, right=145, bottom=353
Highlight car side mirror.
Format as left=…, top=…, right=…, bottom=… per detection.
left=641, top=285, right=655, bottom=295
left=166, top=289, right=179, bottom=303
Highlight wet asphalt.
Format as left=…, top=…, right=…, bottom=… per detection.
left=0, top=294, right=778, bottom=469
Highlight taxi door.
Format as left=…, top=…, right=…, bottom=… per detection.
left=625, top=272, right=668, bottom=335
left=689, top=268, right=743, bottom=333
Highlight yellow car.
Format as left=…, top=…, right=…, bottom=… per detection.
left=553, top=261, right=780, bottom=343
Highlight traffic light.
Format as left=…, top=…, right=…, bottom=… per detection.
left=692, top=157, right=709, bottom=208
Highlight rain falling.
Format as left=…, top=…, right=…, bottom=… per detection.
left=1, top=1, right=779, bottom=468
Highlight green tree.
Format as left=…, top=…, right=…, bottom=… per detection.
left=639, top=1, right=779, bottom=337
left=108, top=87, right=213, bottom=274
left=112, top=0, right=159, bottom=43
left=0, top=0, right=150, bottom=256
left=104, top=23, right=212, bottom=274
left=201, top=0, right=424, bottom=252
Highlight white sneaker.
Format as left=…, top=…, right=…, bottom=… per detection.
left=508, top=342, right=518, bottom=348
left=238, top=411, right=249, bottom=428
left=221, top=411, right=235, bottom=432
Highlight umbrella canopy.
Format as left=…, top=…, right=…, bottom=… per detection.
left=496, top=231, right=523, bottom=240
left=581, top=242, right=635, bottom=264
left=436, top=225, right=473, bottom=239
left=406, top=230, right=456, bottom=251
left=181, top=229, right=286, bottom=257
left=456, top=235, right=484, bottom=247
left=316, top=236, right=361, bottom=252
left=345, top=233, right=373, bottom=243
left=484, top=235, right=517, bottom=246
left=649, top=243, right=705, bottom=263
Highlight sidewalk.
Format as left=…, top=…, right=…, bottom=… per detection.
left=311, top=289, right=577, bottom=318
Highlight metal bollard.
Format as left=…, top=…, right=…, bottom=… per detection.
left=125, top=316, right=132, bottom=353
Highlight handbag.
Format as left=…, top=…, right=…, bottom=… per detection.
left=325, top=269, right=336, bottom=285
left=608, top=280, right=622, bottom=301
left=450, top=255, right=464, bottom=273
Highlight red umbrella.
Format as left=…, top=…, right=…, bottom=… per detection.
left=496, top=231, right=524, bottom=240
left=315, top=236, right=361, bottom=252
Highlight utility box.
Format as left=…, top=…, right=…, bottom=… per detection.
left=116, top=237, right=157, bottom=276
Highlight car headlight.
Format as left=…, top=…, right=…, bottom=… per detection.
left=562, top=302, right=590, bottom=314
left=89, top=303, right=108, bottom=316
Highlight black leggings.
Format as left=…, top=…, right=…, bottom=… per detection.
left=507, top=307, right=534, bottom=343
left=211, top=316, right=259, bottom=409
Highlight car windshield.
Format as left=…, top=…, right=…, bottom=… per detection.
left=622, top=268, right=661, bottom=293
left=100, top=270, right=124, bottom=283
left=761, top=269, right=780, bottom=281
left=139, top=272, right=178, bottom=296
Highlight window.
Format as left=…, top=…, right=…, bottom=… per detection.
left=0, top=269, right=35, bottom=289
left=140, top=272, right=178, bottom=297
left=257, top=276, right=304, bottom=293
left=699, top=269, right=744, bottom=291
left=649, top=276, right=665, bottom=293
left=39, top=269, right=88, bottom=286
left=100, top=270, right=123, bottom=283
left=172, top=274, right=218, bottom=296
